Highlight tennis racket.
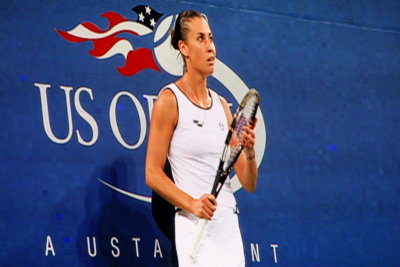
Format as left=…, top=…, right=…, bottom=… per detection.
left=188, top=88, right=260, bottom=261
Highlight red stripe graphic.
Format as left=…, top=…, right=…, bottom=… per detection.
left=56, top=11, right=160, bottom=76
left=118, top=48, right=161, bottom=76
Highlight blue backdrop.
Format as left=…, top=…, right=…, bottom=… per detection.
left=1, top=1, right=399, bottom=266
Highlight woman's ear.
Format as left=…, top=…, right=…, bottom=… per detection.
left=178, top=40, right=189, bottom=58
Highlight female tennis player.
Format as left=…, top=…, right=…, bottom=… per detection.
left=146, top=10, right=259, bottom=266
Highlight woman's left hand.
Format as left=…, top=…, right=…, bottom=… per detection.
left=241, top=119, right=257, bottom=160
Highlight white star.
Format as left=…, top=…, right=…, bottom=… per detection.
left=150, top=18, right=156, bottom=28
left=145, top=6, right=151, bottom=15
left=138, top=12, right=145, bottom=22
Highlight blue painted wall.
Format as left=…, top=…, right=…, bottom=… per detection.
left=1, top=1, right=399, bottom=266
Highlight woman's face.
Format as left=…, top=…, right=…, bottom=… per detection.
left=180, top=16, right=216, bottom=76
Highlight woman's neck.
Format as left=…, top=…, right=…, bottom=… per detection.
left=179, top=72, right=207, bottom=95
left=177, top=72, right=210, bottom=108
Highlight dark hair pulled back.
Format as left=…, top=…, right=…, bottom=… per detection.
left=171, top=10, right=207, bottom=50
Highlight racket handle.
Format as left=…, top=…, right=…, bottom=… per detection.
left=188, top=218, right=208, bottom=261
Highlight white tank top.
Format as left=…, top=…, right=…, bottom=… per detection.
left=161, top=83, right=237, bottom=207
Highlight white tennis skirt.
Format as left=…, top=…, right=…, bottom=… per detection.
left=175, top=205, right=245, bottom=267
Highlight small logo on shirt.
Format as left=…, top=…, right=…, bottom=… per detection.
left=219, top=121, right=225, bottom=131
left=193, top=119, right=204, bottom=127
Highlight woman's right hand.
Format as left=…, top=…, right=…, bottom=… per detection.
left=190, top=194, right=217, bottom=220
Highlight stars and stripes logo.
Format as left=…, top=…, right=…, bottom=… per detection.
left=56, top=5, right=163, bottom=76
left=132, top=5, right=163, bottom=30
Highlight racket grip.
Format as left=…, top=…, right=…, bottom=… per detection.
left=188, top=218, right=208, bottom=261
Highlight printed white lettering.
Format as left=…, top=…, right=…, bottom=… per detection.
left=86, top=236, right=97, bottom=257
left=153, top=238, right=163, bottom=258
left=270, top=243, right=278, bottom=263
left=142, top=94, right=158, bottom=119
left=74, top=87, right=98, bottom=146
left=132, top=237, right=141, bottom=258
left=111, top=237, right=120, bottom=258
left=250, top=243, right=260, bottom=262
left=109, top=91, right=146, bottom=149
left=34, top=83, right=73, bottom=144
left=45, top=235, right=56, bottom=256
left=42, top=235, right=278, bottom=264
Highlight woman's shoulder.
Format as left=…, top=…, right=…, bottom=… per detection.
left=159, top=82, right=177, bottom=94
left=157, top=82, right=178, bottom=102
left=157, top=87, right=177, bottom=106
left=152, top=83, right=179, bottom=126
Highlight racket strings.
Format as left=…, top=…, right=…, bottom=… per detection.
left=242, top=96, right=257, bottom=121
left=223, top=97, right=257, bottom=170
left=235, top=97, right=257, bottom=139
